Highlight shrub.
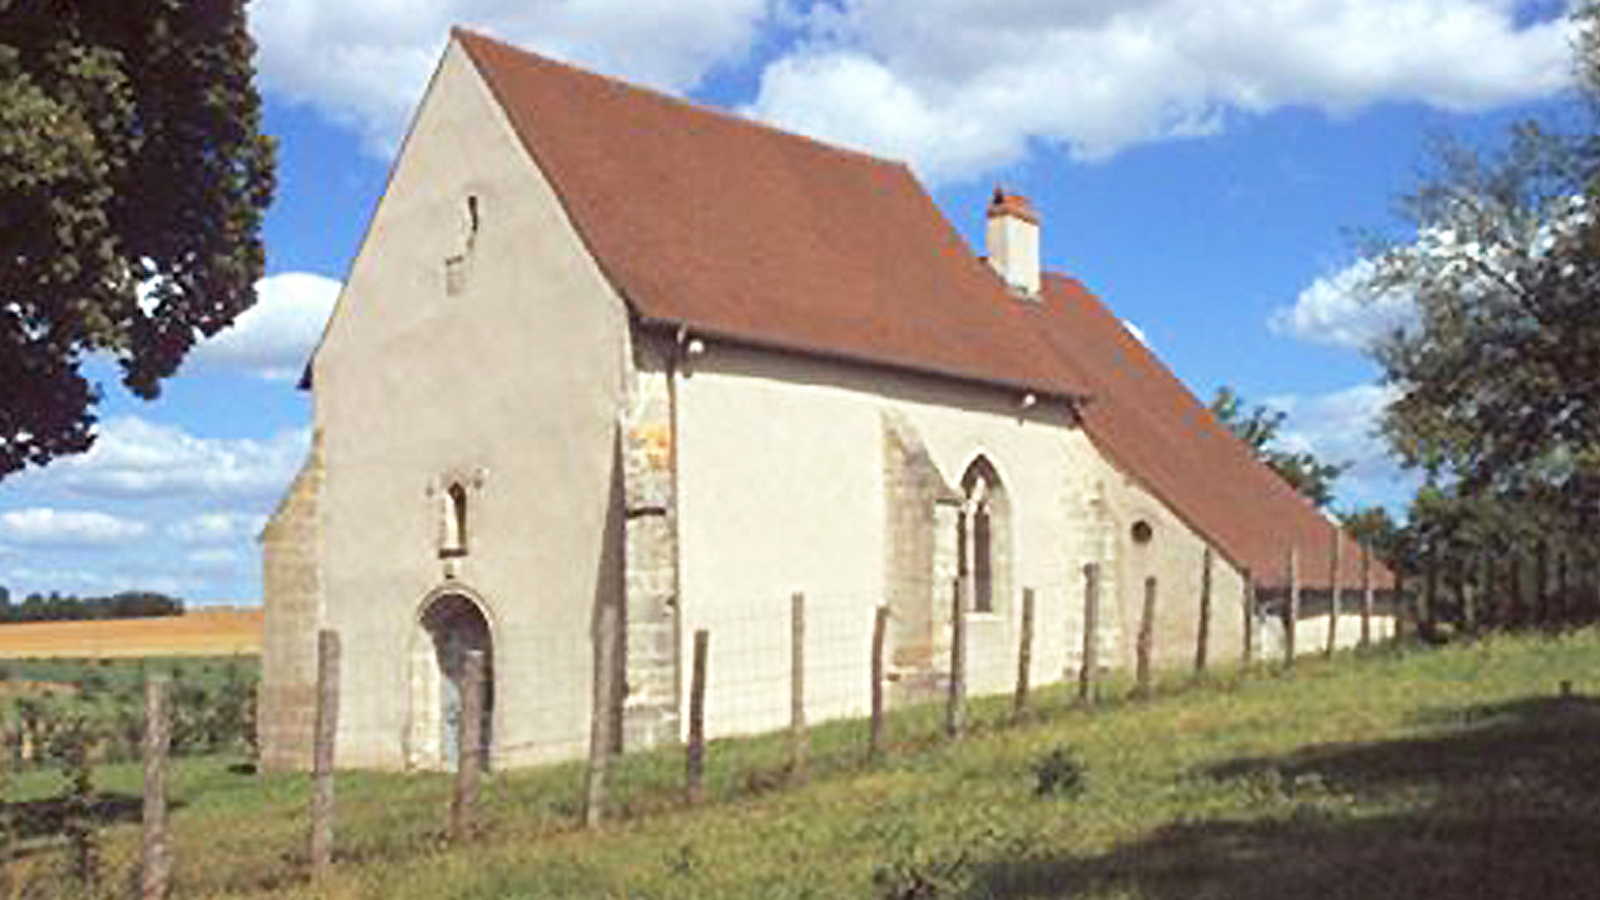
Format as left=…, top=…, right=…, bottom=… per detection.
left=1031, top=744, right=1087, bottom=798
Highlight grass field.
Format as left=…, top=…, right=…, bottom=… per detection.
left=0, top=610, right=262, bottom=660
left=7, top=630, right=1599, bottom=898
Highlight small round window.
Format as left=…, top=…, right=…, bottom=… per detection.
left=1130, top=520, right=1154, bottom=545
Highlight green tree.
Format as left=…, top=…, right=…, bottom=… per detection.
left=1358, top=3, right=1600, bottom=532
left=1209, top=386, right=1350, bottom=509
left=0, top=0, right=276, bottom=478
left=1338, top=505, right=1408, bottom=571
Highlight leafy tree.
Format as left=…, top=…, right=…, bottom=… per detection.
left=0, top=0, right=276, bottom=478
left=1357, top=3, right=1600, bottom=533
left=0, top=588, right=182, bottom=622
left=1209, top=386, right=1350, bottom=508
left=1338, top=505, right=1408, bottom=571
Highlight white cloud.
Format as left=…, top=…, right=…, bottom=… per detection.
left=187, top=273, right=342, bottom=380
left=251, top=0, right=772, bottom=154
left=250, top=0, right=1576, bottom=180
left=185, top=547, right=247, bottom=574
left=36, top=417, right=309, bottom=502
left=167, top=513, right=269, bottom=545
left=0, top=508, right=148, bottom=548
left=1269, top=383, right=1419, bottom=509
left=747, top=0, right=1574, bottom=181
left=0, top=564, right=206, bottom=598
left=1269, top=258, right=1416, bottom=350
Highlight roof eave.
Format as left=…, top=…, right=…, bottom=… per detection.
left=634, top=312, right=1091, bottom=410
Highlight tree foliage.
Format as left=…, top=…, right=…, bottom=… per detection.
left=1360, top=2, right=1600, bottom=533
left=0, top=0, right=275, bottom=478
left=1338, top=505, right=1407, bottom=571
left=1209, top=386, right=1350, bottom=509
left=0, top=587, right=182, bottom=622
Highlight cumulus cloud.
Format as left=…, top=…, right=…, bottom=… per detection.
left=187, top=273, right=342, bottom=380
left=747, top=0, right=1574, bottom=181
left=1269, top=258, right=1416, bottom=350
left=251, top=0, right=772, bottom=153
left=1269, top=383, right=1418, bottom=508
left=37, top=417, right=309, bottom=502
left=0, top=508, right=148, bottom=548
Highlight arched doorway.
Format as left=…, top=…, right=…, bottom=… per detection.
left=410, top=592, right=494, bottom=770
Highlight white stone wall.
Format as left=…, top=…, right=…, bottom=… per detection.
left=669, top=339, right=1264, bottom=743
left=1257, top=612, right=1398, bottom=661
left=304, top=38, right=632, bottom=769
left=675, top=343, right=1103, bottom=740
left=259, top=433, right=325, bottom=770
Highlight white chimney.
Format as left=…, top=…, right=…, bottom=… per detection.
left=985, top=188, right=1040, bottom=297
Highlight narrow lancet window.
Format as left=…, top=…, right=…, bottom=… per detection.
left=442, top=482, right=469, bottom=557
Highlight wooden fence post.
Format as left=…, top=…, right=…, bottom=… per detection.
left=1478, top=554, right=1494, bottom=631
left=686, top=629, right=709, bottom=805
left=1394, top=567, right=1410, bottom=643
left=1556, top=551, right=1570, bottom=626
left=1592, top=549, right=1600, bottom=627
left=790, top=592, right=809, bottom=785
left=946, top=576, right=967, bottom=740
left=584, top=602, right=619, bottom=829
left=1241, top=567, right=1255, bottom=666
left=1359, top=546, right=1373, bottom=649
left=141, top=678, right=170, bottom=900
left=1510, top=552, right=1525, bottom=627
left=1592, top=550, right=1600, bottom=627
left=1535, top=543, right=1549, bottom=627
left=1326, top=534, right=1342, bottom=657
left=1195, top=548, right=1212, bottom=675
left=1135, top=576, right=1157, bottom=698
left=310, top=629, right=340, bottom=880
left=1078, top=563, right=1101, bottom=705
left=1285, top=547, right=1299, bottom=670
left=869, top=605, right=888, bottom=763
left=1014, top=587, right=1035, bottom=719
left=1423, top=553, right=1439, bottom=635
left=450, top=649, right=485, bottom=843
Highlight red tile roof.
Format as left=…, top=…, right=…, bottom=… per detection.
left=1035, top=274, right=1388, bottom=590
left=455, top=29, right=1380, bottom=592
left=457, top=29, right=1090, bottom=402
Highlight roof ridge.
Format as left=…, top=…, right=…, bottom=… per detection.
left=451, top=26, right=912, bottom=174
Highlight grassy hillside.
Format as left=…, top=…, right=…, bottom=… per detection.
left=8, top=631, right=1600, bottom=898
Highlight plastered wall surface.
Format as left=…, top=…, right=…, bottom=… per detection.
left=672, top=343, right=1251, bottom=739
left=300, top=39, right=631, bottom=769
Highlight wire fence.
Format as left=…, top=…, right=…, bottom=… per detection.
left=3, top=538, right=1596, bottom=896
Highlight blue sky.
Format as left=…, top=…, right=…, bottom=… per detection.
left=0, top=0, right=1582, bottom=603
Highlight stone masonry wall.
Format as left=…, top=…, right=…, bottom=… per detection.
left=881, top=412, right=960, bottom=702
left=620, top=358, right=681, bottom=748
left=259, top=434, right=324, bottom=771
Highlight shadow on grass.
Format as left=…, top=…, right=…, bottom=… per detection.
left=966, top=695, right=1600, bottom=900
left=6, top=791, right=149, bottom=846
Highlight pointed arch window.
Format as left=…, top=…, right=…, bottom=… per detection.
left=958, top=457, right=1010, bottom=615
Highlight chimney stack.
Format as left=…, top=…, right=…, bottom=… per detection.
left=985, top=188, right=1040, bottom=297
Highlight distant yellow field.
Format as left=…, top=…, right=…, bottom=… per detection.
left=0, top=609, right=263, bottom=659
